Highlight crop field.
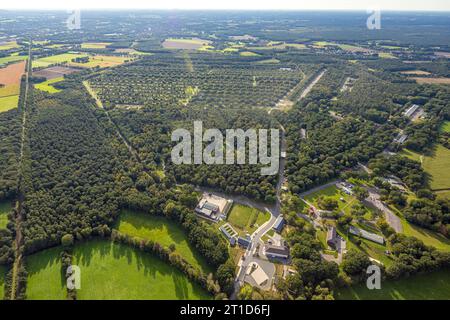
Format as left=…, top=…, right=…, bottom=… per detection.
left=335, top=270, right=450, bottom=300
left=0, top=265, right=6, bottom=298
left=0, top=95, right=19, bottom=112
left=26, top=247, right=66, bottom=300
left=0, top=41, right=20, bottom=51
left=0, top=54, right=27, bottom=67
left=227, top=204, right=270, bottom=236
left=162, top=38, right=212, bottom=50
left=33, top=66, right=79, bottom=80
left=412, top=77, right=450, bottom=85
left=72, top=239, right=211, bottom=300
left=0, top=60, right=25, bottom=87
left=68, top=55, right=131, bottom=68
left=0, top=201, right=12, bottom=229
left=34, top=77, right=63, bottom=93
left=89, top=53, right=303, bottom=109
left=32, top=53, right=88, bottom=69
left=115, top=210, right=212, bottom=274
left=401, top=145, right=450, bottom=190
left=81, top=42, right=112, bottom=49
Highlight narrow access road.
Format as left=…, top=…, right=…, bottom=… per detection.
left=298, top=69, right=327, bottom=100
left=364, top=187, right=403, bottom=233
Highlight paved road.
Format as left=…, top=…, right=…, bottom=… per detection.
left=299, top=69, right=327, bottom=99
left=364, top=187, right=403, bottom=233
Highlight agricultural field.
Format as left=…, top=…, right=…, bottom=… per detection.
left=115, top=210, right=212, bottom=274
left=239, top=51, right=260, bottom=57
left=0, top=201, right=12, bottom=229
left=412, top=77, right=450, bottom=85
left=0, top=60, right=25, bottom=112
left=72, top=239, right=211, bottom=300
left=68, top=55, right=131, bottom=68
left=26, top=247, right=66, bottom=300
left=0, top=41, right=20, bottom=51
left=162, top=38, right=212, bottom=50
left=32, top=53, right=88, bottom=69
left=0, top=54, right=27, bottom=67
left=226, top=204, right=270, bottom=236
left=0, top=96, right=19, bottom=113
left=401, top=145, right=450, bottom=190
left=89, top=53, right=303, bottom=109
left=34, top=77, right=63, bottom=93
left=335, top=270, right=450, bottom=300
left=81, top=42, right=112, bottom=49
left=0, top=265, right=6, bottom=298
left=33, top=66, right=79, bottom=80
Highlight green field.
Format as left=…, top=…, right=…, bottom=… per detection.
left=73, top=239, right=211, bottom=300
left=335, top=270, right=450, bottom=300
left=402, top=144, right=450, bottom=190
left=26, top=246, right=66, bottom=300
left=239, top=51, right=260, bottom=57
left=0, top=95, right=19, bottom=112
left=115, top=210, right=212, bottom=274
left=0, top=54, right=27, bottom=67
left=440, top=121, right=450, bottom=133
left=32, top=53, right=88, bottom=69
left=401, top=216, right=450, bottom=251
left=81, top=42, right=111, bottom=49
left=0, top=201, right=12, bottom=229
left=0, top=41, right=20, bottom=51
left=34, top=77, right=63, bottom=93
left=227, top=204, right=270, bottom=236
left=304, top=185, right=359, bottom=215
left=0, top=265, right=6, bottom=299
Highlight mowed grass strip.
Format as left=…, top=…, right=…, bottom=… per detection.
left=440, top=121, right=450, bottom=133
left=335, top=270, right=450, bottom=300
left=115, top=210, right=212, bottom=274
left=26, top=246, right=67, bottom=300
left=0, top=201, right=12, bottom=229
left=73, top=239, right=211, bottom=300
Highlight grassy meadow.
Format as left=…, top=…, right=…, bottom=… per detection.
left=0, top=201, right=12, bottom=229
left=335, top=270, right=450, bottom=300
left=34, top=77, right=63, bottom=93
left=32, top=53, right=88, bottom=69
left=73, top=239, right=211, bottom=300
left=26, top=246, right=66, bottom=300
left=227, top=203, right=270, bottom=236
left=115, top=210, right=212, bottom=274
left=401, top=144, right=450, bottom=190
left=0, top=95, right=19, bottom=112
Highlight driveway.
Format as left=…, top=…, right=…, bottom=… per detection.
left=364, top=187, right=403, bottom=233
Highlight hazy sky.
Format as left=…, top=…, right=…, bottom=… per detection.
left=1, top=0, right=449, bottom=11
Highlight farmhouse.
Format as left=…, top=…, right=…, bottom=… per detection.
left=195, top=193, right=233, bottom=221
left=272, top=215, right=286, bottom=233
left=327, top=227, right=338, bottom=248
left=263, top=244, right=289, bottom=259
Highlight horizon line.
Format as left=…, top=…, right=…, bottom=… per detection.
left=2, top=8, right=450, bottom=12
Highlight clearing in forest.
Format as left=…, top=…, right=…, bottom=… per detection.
left=226, top=204, right=270, bottom=236
left=115, top=210, right=212, bottom=274
left=72, top=239, right=211, bottom=300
